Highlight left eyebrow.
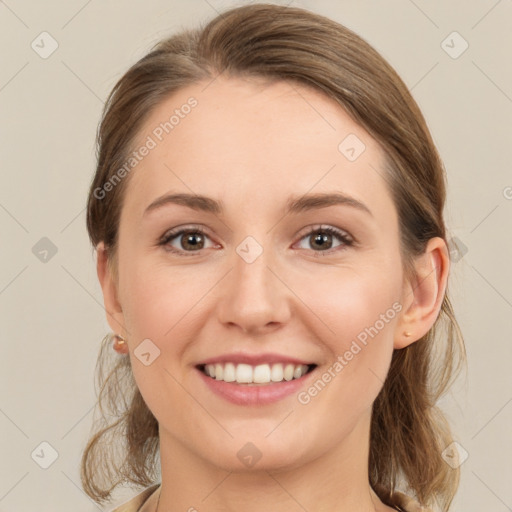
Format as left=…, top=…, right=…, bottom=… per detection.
left=143, top=191, right=373, bottom=218
left=286, top=192, right=373, bottom=217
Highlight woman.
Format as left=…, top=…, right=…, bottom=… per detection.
left=82, top=4, right=466, bottom=512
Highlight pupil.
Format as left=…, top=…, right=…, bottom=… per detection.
left=313, top=232, right=330, bottom=249
left=184, top=233, right=203, bottom=249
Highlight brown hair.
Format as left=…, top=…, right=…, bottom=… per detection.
left=83, top=4, right=466, bottom=510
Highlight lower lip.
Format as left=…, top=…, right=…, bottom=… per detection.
left=196, top=367, right=316, bottom=406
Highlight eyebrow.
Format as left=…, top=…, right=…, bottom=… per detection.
left=143, top=191, right=373, bottom=217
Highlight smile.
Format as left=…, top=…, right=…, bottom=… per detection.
left=195, top=361, right=319, bottom=406
left=199, top=362, right=317, bottom=385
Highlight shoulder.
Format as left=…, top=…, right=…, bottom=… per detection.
left=391, top=491, right=435, bottom=512
left=108, top=483, right=161, bottom=512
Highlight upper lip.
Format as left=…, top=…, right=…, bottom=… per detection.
left=196, top=352, right=316, bottom=367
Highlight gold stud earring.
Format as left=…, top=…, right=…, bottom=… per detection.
left=113, top=333, right=128, bottom=353
left=404, top=331, right=412, bottom=337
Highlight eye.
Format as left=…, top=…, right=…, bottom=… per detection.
left=158, top=224, right=354, bottom=257
left=295, top=225, right=353, bottom=254
left=159, top=225, right=217, bottom=256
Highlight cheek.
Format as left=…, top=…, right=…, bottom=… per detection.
left=294, top=272, right=400, bottom=433
left=120, top=262, right=194, bottom=421
left=304, top=265, right=401, bottom=343
left=119, top=256, right=195, bottom=338
left=299, top=264, right=401, bottom=407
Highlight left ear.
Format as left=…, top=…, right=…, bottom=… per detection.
left=394, top=237, right=450, bottom=349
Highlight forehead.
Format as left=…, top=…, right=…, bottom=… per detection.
left=123, top=76, right=394, bottom=223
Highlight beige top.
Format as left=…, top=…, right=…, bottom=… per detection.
left=109, top=484, right=434, bottom=512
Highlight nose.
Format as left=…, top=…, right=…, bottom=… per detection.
left=215, top=245, right=291, bottom=335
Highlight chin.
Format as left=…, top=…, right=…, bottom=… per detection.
left=200, top=435, right=311, bottom=474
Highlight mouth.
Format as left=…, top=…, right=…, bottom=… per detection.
left=196, top=362, right=318, bottom=386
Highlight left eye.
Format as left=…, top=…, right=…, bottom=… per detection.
left=295, top=226, right=353, bottom=253
left=159, top=225, right=353, bottom=255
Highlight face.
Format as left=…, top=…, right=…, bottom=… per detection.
left=102, top=76, right=411, bottom=472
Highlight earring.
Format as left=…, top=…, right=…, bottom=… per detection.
left=404, top=331, right=412, bottom=337
left=112, top=333, right=128, bottom=354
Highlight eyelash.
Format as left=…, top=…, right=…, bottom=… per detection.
left=158, top=224, right=354, bottom=257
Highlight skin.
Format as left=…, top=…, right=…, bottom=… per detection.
left=97, top=76, right=449, bottom=512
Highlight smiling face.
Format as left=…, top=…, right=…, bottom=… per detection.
left=99, top=75, right=413, bottom=473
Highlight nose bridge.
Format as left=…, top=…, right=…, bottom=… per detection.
left=216, top=235, right=289, bottom=332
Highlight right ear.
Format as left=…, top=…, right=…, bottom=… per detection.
left=96, top=241, right=127, bottom=336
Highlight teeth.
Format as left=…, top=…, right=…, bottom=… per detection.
left=203, top=362, right=311, bottom=384
left=215, top=363, right=223, bottom=380
left=271, top=364, right=284, bottom=382
left=253, top=364, right=271, bottom=383
left=236, top=363, right=253, bottom=383
left=284, top=363, right=295, bottom=381
left=223, top=362, right=236, bottom=382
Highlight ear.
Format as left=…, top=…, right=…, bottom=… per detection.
left=96, top=241, right=128, bottom=353
left=394, top=237, right=450, bottom=349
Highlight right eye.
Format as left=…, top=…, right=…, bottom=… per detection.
left=159, top=225, right=217, bottom=256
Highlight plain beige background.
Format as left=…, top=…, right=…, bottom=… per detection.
left=1, top=1, right=511, bottom=511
